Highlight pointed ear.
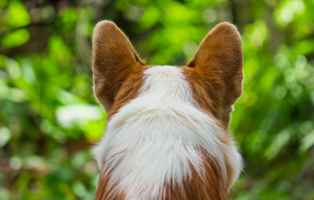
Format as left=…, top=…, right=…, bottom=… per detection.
left=187, top=22, right=243, bottom=127
left=93, top=20, right=145, bottom=112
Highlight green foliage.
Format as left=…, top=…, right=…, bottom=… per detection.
left=0, top=0, right=313, bottom=199
left=1, top=29, right=30, bottom=48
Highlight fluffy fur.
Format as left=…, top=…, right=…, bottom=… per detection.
left=92, top=21, right=243, bottom=200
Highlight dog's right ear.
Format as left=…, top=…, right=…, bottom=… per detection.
left=186, top=23, right=243, bottom=129
left=92, top=20, right=145, bottom=112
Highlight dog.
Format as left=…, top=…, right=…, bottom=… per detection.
left=92, top=20, right=243, bottom=200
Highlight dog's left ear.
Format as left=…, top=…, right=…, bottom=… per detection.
left=92, top=21, right=145, bottom=112
left=187, top=23, right=243, bottom=128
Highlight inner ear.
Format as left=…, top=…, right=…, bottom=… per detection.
left=92, top=20, right=145, bottom=112
left=187, top=22, right=243, bottom=128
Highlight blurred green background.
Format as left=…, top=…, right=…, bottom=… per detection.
left=0, top=0, right=314, bottom=199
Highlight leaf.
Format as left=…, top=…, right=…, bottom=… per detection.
left=7, top=1, right=31, bottom=28
left=1, top=29, right=30, bottom=48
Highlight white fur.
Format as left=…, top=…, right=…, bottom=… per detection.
left=93, top=66, right=242, bottom=199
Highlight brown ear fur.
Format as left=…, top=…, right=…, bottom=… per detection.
left=92, top=20, right=145, bottom=112
left=186, top=22, right=243, bottom=128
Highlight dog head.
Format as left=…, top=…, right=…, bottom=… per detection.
left=93, top=21, right=242, bottom=129
left=92, top=21, right=243, bottom=200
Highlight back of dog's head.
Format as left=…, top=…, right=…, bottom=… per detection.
left=92, top=21, right=243, bottom=200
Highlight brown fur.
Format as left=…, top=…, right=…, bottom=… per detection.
left=164, top=146, right=227, bottom=200
left=106, top=66, right=149, bottom=119
left=92, top=21, right=145, bottom=113
left=92, top=21, right=243, bottom=200
left=95, top=153, right=127, bottom=200
left=95, top=172, right=126, bottom=200
left=185, top=22, right=243, bottom=129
